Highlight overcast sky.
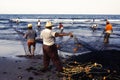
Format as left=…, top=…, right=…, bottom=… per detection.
left=0, top=0, right=120, bottom=14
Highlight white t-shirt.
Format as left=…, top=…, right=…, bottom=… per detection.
left=37, top=22, right=41, bottom=26
left=40, top=28, right=56, bottom=46
left=91, top=24, right=97, bottom=28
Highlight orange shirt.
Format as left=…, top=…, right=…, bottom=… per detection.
left=105, top=24, right=112, bottom=31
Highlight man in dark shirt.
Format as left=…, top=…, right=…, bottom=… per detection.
left=24, top=24, right=37, bottom=56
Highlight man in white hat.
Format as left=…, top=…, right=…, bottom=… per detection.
left=24, top=24, right=37, bottom=56
left=40, top=21, right=73, bottom=72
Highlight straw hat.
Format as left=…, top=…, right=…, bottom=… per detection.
left=28, top=24, right=32, bottom=28
left=45, top=21, right=53, bottom=27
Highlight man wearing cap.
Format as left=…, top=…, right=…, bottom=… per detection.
left=103, top=20, right=113, bottom=43
left=40, top=21, right=73, bottom=72
left=24, top=24, right=37, bottom=56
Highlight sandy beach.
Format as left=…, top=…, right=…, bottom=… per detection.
left=0, top=49, right=120, bottom=80
left=0, top=40, right=63, bottom=80
left=0, top=55, right=65, bottom=80
left=0, top=40, right=120, bottom=80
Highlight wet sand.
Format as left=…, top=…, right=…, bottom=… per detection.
left=0, top=49, right=120, bottom=80
left=0, top=39, right=120, bottom=80
left=0, top=55, right=64, bottom=80
left=0, top=40, right=63, bottom=80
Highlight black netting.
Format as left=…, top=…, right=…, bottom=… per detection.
left=56, top=36, right=92, bottom=53
left=56, top=35, right=107, bottom=53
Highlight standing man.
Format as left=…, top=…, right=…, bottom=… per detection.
left=58, top=23, right=64, bottom=33
left=103, top=20, right=113, bottom=43
left=24, top=24, right=37, bottom=56
left=37, top=20, right=41, bottom=27
left=16, top=17, right=20, bottom=25
left=40, top=21, right=73, bottom=72
left=91, top=24, right=97, bottom=32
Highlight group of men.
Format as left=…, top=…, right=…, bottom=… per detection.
left=23, top=19, right=113, bottom=73
left=24, top=20, right=72, bottom=72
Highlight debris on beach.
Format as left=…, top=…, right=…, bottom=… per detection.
left=62, top=50, right=120, bottom=80
left=60, top=61, right=120, bottom=80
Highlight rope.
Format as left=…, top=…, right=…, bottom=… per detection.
left=95, top=33, right=104, bottom=42
left=112, top=33, right=120, bottom=36
left=60, top=61, right=107, bottom=79
left=14, top=27, right=28, bottom=55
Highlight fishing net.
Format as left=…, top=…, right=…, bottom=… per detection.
left=60, top=50, right=120, bottom=80
left=56, top=36, right=89, bottom=53
left=60, top=61, right=120, bottom=80
left=56, top=35, right=105, bottom=53
left=13, top=27, right=28, bottom=54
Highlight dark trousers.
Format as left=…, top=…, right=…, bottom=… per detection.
left=43, top=44, right=63, bottom=72
left=104, top=33, right=110, bottom=43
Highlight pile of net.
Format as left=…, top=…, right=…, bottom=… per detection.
left=60, top=61, right=120, bottom=80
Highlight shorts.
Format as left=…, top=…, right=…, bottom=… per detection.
left=27, top=40, right=36, bottom=48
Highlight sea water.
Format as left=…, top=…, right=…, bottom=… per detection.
left=0, top=14, right=120, bottom=57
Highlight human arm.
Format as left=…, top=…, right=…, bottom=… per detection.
left=23, top=33, right=27, bottom=39
left=55, top=32, right=73, bottom=37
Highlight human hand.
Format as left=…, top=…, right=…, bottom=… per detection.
left=69, top=32, right=73, bottom=37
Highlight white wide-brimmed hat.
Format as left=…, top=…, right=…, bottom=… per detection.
left=45, top=21, right=53, bottom=27
left=28, top=24, right=32, bottom=28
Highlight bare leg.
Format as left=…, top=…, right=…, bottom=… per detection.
left=32, top=47, right=35, bottom=56
left=28, top=46, right=32, bottom=55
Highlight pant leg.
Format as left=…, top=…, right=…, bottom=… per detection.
left=43, top=45, right=50, bottom=69
left=104, top=33, right=110, bottom=43
left=49, top=44, right=63, bottom=72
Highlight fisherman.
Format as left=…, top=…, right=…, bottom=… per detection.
left=40, top=21, right=73, bottom=72
left=37, top=19, right=41, bottom=30
left=58, top=23, right=64, bottom=33
left=16, top=17, right=20, bottom=25
left=91, top=24, right=97, bottom=32
left=37, top=19, right=41, bottom=28
left=103, top=20, right=113, bottom=43
left=24, top=24, right=37, bottom=56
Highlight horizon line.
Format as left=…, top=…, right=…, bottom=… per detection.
left=0, top=13, right=120, bottom=15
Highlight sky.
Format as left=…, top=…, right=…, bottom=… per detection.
left=0, top=0, right=120, bottom=14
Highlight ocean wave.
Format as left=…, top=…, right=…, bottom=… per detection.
left=0, top=20, right=9, bottom=24
left=10, top=18, right=120, bottom=24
